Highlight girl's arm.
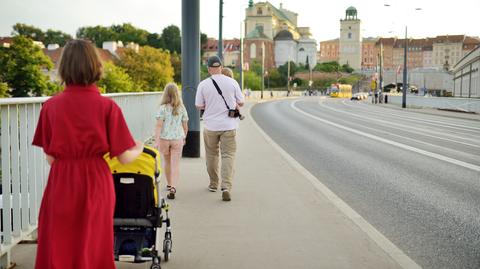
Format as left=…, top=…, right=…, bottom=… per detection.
left=155, top=119, right=164, bottom=148
left=117, top=139, right=144, bottom=164
left=182, top=120, right=188, bottom=137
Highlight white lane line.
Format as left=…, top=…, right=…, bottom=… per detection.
left=319, top=101, right=480, bottom=148
left=249, top=102, right=422, bottom=269
left=351, top=101, right=480, bottom=131
left=292, top=100, right=480, bottom=172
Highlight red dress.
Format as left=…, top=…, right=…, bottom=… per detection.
left=32, top=84, right=135, bottom=269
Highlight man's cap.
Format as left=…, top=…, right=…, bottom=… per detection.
left=207, top=55, right=222, bottom=67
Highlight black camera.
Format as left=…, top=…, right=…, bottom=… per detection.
left=228, top=109, right=245, bottom=120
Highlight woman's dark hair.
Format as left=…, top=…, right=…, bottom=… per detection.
left=58, top=39, right=102, bottom=85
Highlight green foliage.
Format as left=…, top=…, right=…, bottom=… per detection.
left=170, top=52, right=181, bottom=83
left=43, top=81, right=64, bottom=96
left=313, top=61, right=340, bottom=72
left=243, top=71, right=261, bottom=91
left=161, top=25, right=181, bottom=54
left=313, top=61, right=354, bottom=73
left=338, top=74, right=362, bottom=85
left=118, top=46, right=174, bottom=91
left=44, top=29, right=72, bottom=46
left=111, top=23, right=149, bottom=45
left=77, top=25, right=117, bottom=48
left=277, top=61, right=297, bottom=78
left=98, top=62, right=135, bottom=93
left=0, top=82, right=10, bottom=97
left=201, top=33, right=208, bottom=56
left=341, top=64, right=354, bottom=73
left=0, top=36, right=53, bottom=97
left=267, top=68, right=286, bottom=88
left=200, top=65, right=209, bottom=80
left=250, top=60, right=263, bottom=76
left=12, top=23, right=71, bottom=46
left=313, top=78, right=337, bottom=89
left=147, top=33, right=164, bottom=49
left=12, top=23, right=45, bottom=41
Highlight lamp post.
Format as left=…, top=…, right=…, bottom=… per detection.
left=383, top=4, right=422, bottom=108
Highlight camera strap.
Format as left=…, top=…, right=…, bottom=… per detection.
left=210, top=78, right=231, bottom=110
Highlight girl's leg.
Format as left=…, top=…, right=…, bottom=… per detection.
left=159, top=139, right=172, bottom=186
left=169, top=139, right=184, bottom=188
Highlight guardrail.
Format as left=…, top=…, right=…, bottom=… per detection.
left=0, top=91, right=161, bottom=268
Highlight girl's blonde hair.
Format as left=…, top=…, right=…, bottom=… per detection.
left=160, top=83, right=183, bottom=115
left=222, top=67, right=233, bottom=78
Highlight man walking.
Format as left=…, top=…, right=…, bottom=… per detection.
left=195, top=56, right=244, bottom=201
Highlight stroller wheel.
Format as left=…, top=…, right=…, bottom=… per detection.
left=163, top=238, right=172, bottom=261
left=150, top=264, right=161, bottom=269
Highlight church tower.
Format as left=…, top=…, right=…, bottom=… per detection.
left=339, top=7, right=362, bottom=70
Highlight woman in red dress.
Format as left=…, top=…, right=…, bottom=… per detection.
left=32, top=39, right=144, bottom=269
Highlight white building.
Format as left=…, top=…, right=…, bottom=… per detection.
left=453, top=45, right=480, bottom=98
left=339, top=6, right=362, bottom=70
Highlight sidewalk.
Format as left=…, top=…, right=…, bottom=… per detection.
left=11, top=101, right=413, bottom=269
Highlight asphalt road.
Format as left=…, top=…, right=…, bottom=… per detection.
left=251, top=97, right=480, bottom=269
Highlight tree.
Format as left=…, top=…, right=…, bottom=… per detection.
left=341, top=64, right=354, bottom=73
left=170, top=52, right=181, bottom=83
left=118, top=46, right=174, bottom=91
left=201, top=33, right=208, bottom=56
left=44, top=29, right=72, bottom=46
left=77, top=26, right=117, bottom=48
left=161, top=25, right=181, bottom=54
left=267, top=68, right=285, bottom=88
left=243, top=71, right=261, bottom=91
left=278, top=61, right=297, bottom=79
left=0, top=82, right=9, bottom=97
left=111, top=23, right=149, bottom=46
left=147, top=33, right=164, bottom=49
left=313, top=61, right=341, bottom=73
left=12, top=23, right=45, bottom=42
left=0, top=36, right=53, bottom=97
left=98, top=62, right=135, bottom=93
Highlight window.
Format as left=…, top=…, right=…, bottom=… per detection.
left=348, top=32, right=352, bottom=39
left=257, top=8, right=263, bottom=15
left=299, top=48, right=305, bottom=52
left=255, top=24, right=264, bottom=33
left=250, top=43, right=256, bottom=58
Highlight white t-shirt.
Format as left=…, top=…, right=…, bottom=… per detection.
left=195, top=74, right=244, bottom=131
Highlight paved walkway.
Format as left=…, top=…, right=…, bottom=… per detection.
left=10, top=100, right=427, bottom=269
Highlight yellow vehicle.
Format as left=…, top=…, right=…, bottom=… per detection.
left=329, top=84, right=352, bottom=98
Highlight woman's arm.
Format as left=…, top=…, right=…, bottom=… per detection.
left=182, top=120, right=188, bottom=137
left=117, top=139, right=144, bottom=164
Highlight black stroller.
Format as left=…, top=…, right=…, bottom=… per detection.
left=105, top=146, right=172, bottom=269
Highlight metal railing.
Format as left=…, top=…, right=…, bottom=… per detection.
left=0, top=92, right=161, bottom=267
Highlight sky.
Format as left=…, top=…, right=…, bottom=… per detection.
left=1, top=0, right=479, bottom=43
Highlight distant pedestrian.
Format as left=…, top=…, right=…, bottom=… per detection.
left=222, top=67, right=244, bottom=120
left=32, top=39, right=144, bottom=269
left=155, top=82, right=189, bottom=199
left=195, top=55, right=244, bottom=201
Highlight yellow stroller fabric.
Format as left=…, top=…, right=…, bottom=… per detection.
left=104, top=146, right=162, bottom=206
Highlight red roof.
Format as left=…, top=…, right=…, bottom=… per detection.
left=43, top=47, right=116, bottom=67
left=202, top=38, right=240, bottom=52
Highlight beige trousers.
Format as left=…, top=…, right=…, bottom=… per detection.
left=203, top=129, right=237, bottom=191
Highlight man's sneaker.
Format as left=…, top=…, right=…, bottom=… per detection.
left=208, top=184, right=217, bottom=192
left=222, top=190, right=231, bottom=201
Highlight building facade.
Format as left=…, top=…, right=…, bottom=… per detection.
left=339, top=7, right=362, bottom=70
left=453, top=45, right=480, bottom=98
left=244, top=1, right=317, bottom=68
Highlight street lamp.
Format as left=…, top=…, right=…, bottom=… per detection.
left=384, top=4, right=422, bottom=108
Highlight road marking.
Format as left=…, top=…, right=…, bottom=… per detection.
left=319, top=100, right=480, bottom=149
left=343, top=100, right=480, bottom=132
left=291, top=100, right=480, bottom=172
left=249, top=101, right=422, bottom=269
